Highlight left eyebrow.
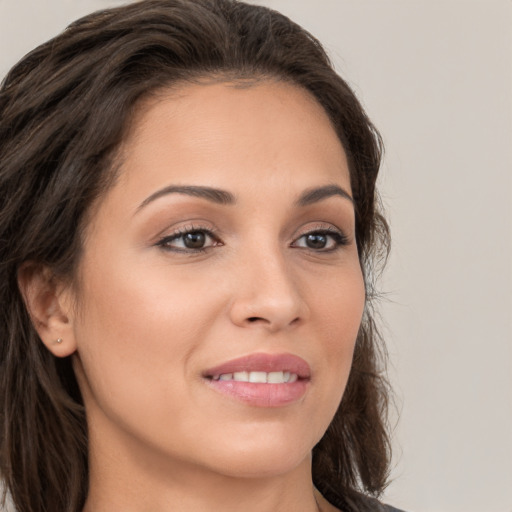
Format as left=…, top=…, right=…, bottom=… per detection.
left=136, top=185, right=235, bottom=213
left=296, top=184, right=353, bottom=207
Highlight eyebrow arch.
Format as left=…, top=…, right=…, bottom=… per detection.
left=296, top=184, right=353, bottom=207
left=137, top=185, right=236, bottom=212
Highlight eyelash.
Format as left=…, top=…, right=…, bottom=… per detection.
left=291, top=227, right=349, bottom=252
left=156, top=225, right=349, bottom=253
left=156, top=225, right=221, bottom=253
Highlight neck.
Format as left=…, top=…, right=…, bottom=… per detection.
left=83, top=423, right=326, bottom=512
left=84, top=459, right=321, bottom=512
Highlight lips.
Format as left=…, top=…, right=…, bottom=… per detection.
left=203, top=353, right=311, bottom=380
left=202, top=353, right=311, bottom=407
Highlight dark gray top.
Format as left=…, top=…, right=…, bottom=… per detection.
left=324, top=491, right=407, bottom=512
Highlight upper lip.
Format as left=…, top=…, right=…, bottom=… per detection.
left=203, top=353, right=311, bottom=380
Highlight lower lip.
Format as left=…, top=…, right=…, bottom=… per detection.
left=206, top=379, right=308, bottom=407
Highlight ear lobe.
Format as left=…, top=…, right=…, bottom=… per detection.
left=17, top=262, right=77, bottom=357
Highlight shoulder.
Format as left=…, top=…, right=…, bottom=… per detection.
left=359, top=495, right=407, bottom=512
left=360, top=495, right=407, bottom=512
left=325, top=491, right=408, bottom=512
left=381, top=505, right=407, bottom=512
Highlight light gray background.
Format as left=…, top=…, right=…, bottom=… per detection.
left=1, top=1, right=511, bottom=511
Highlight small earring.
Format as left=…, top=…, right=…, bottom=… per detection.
left=55, top=338, right=63, bottom=344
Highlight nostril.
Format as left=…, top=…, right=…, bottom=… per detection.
left=246, top=315, right=300, bottom=326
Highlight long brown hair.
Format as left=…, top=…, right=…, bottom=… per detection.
left=0, top=1, right=391, bottom=511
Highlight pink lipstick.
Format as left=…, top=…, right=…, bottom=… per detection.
left=202, top=353, right=310, bottom=407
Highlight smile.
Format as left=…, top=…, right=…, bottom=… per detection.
left=212, top=371, right=299, bottom=383
left=203, top=353, right=310, bottom=407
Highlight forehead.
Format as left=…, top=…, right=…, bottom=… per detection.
left=108, top=80, right=351, bottom=211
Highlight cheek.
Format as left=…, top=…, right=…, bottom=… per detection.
left=70, top=265, right=224, bottom=450
left=313, top=261, right=365, bottom=343
left=310, top=263, right=365, bottom=391
left=70, top=259, right=219, bottom=408
left=76, top=251, right=220, bottom=340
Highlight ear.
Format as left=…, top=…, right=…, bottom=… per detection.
left=17, top=262, right=77, bottom=357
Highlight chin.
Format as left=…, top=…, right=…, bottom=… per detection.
left=189, top=423, right=321, bottom=479
left=206, top=451, right=310, bottom=480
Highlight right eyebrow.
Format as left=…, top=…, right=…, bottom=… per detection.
left=136, top=185, right=236, bottom=213
left=296, top=184, right=353, bottom=207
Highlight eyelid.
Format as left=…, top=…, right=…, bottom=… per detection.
left=152, top=221, right=350, bottom=253
left=291, top=223, right=350, bottom=250
left=293, top=222, right=347, bottom=239
left=155, top=223, right=222, bottom=252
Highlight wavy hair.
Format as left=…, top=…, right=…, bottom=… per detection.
left=0, top=1, right=391, bottom=511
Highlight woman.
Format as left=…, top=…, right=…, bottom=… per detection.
left=0, top=1, right=398, bottom=511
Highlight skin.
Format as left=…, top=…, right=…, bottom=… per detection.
left=25, top=80, right=365, bottom=512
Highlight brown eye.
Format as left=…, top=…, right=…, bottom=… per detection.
left=157, top=228, right=220, bottom=252
left=292, top=229, right=349, bottom=252
left=305, top=233, right=328, bottom=249
left=183, top=231, right=206, bottom=249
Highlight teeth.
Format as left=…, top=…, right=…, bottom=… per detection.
left=267, top=371, right=285, bottom=383
left=249, top=371, right=267, bottom=383
left=214, top=371, right=299, bottom=383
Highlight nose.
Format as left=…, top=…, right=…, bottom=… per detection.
left=228, top=247, right=308, bottom=332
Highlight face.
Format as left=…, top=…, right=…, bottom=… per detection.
left=68, top=80, right=365, bottom=479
